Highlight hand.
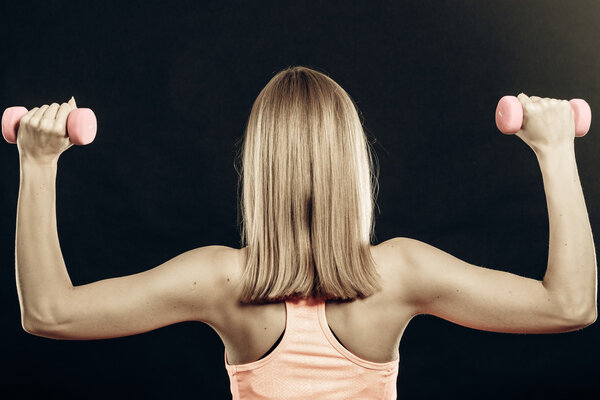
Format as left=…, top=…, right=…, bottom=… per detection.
left=17, top=97, right=78, bottom=165
left=515, top=93, right=575, bottom=156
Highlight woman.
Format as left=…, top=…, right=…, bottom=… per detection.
left=14, top=66, right=597, bottom=399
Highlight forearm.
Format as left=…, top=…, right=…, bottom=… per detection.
left=536, top=145, right=597, bottom=319
left=16, top=158, right=73, bottom=329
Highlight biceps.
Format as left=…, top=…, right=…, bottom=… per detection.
left=401, top=238, right=574, bottom=334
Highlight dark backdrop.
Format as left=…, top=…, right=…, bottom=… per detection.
left=1, top=0, right=598, bottom=399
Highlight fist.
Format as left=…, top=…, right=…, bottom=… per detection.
left=18, top=97, right=77, bottom=164
left=515, top=93, right=575, bottom=155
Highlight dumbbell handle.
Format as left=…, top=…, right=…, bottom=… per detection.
left=495, top=96, right=591, bottom=137
left=2, top=106, right=97, bottom=146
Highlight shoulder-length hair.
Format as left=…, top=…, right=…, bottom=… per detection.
left=234, top=65, right=381, bottom=304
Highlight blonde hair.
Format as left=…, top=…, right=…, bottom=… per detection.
left=234, top=65, right=381, bottom=304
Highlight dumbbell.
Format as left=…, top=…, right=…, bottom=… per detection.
left=2, top=106, right=97, bottom=145
left=495, top=96, right=591, bottom=137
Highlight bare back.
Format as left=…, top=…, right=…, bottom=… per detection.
left=207, top=239, right=413, bottom=365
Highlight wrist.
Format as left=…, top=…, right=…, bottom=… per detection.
left=535, top=145, right=578, bottom=184
left=19, top=157, right=58, bottom=181
left=534, top=145, right=575, bottom=165
left=19, top=156, right=58, bottom=169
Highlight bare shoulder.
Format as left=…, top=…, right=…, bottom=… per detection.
left=183, top=244, right=244, bottom=322
left=202, top=244, right=247, bottom=306
left=203, top=244, right=244, bottom=289
left=372, top=236, right=469, bottom=311
left=372, top=236, right=413, bottom=273
left=369, top=237, right=418, bottom=305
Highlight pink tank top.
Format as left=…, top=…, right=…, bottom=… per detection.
left=224, top=297, right=399, bottom=399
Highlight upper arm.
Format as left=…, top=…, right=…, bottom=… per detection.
left=392, top=237, right=591, bottom=333
left=27, top=245, right=233, bottom=340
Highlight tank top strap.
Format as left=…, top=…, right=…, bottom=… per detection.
left=284, top=297, right=325, bottom=332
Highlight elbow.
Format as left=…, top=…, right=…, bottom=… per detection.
left=21, top=316, right=37, bottom=335
left=22, top=314, right=54, bottom=338
left=22, top=317, right=69, bottom=339
left=562, top=303, right=597, bottom=330
left=581, top=306, right=597, bottom=327
left=21, top=306, right=44, bottom=335
left=22, top=315, right=50, bottom=337
left=21, top=305, right=69, bottom=339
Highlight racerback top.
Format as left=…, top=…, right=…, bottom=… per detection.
left=224, top=297, right=399, bottom=399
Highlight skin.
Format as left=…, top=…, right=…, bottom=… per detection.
left=394, top=94, right=598, bottom=333
left=14, top=94, right=596, bottom=342
left=15, top=97, right=232, bottom=338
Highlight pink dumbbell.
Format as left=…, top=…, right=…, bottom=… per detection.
left=2, top=106, right=97, bottom=145
left=495, top=96, right=591, bottom=137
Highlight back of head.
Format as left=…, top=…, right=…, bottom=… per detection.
left=235, top=65, right=381, bottom=304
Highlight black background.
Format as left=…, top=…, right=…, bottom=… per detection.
left=1, top=0, right=598, bottom=398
